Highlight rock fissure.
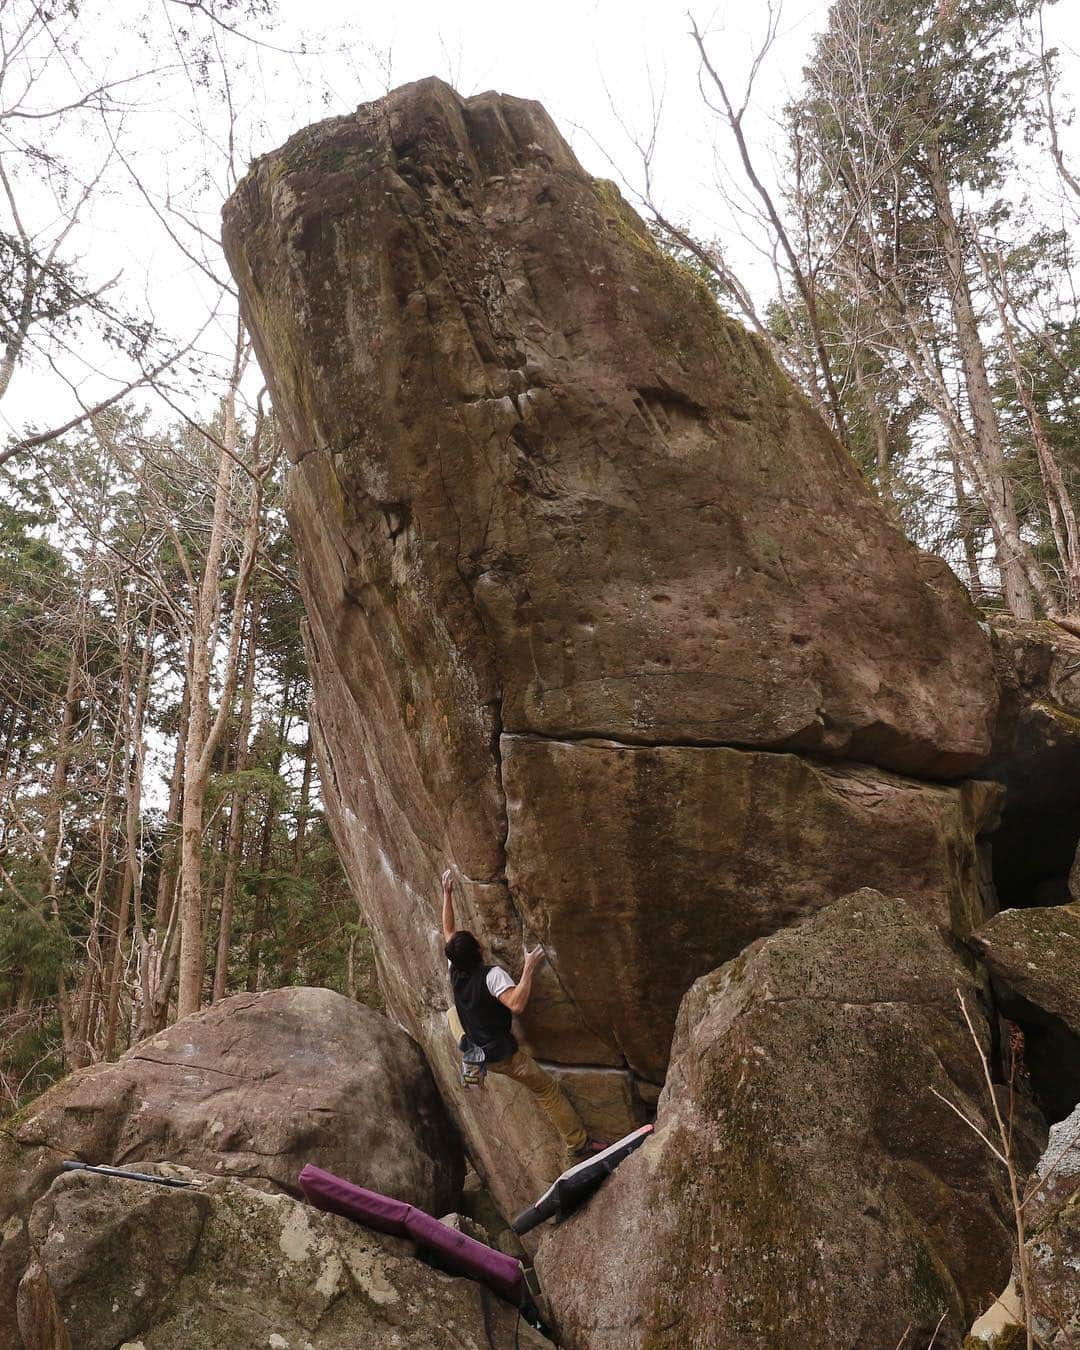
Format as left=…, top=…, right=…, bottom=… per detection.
left=757, top=994, right=982, bottom=1011
left=124, top=1055, right=265, bottom=1081
left=533, top=1058, right=630, bottom=1075
left=501, top=726, right=990, bottom=794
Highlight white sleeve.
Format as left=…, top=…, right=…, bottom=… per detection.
left=486, top=966, right=515, bottom=999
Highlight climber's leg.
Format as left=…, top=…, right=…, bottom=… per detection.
left=487, top=1048, right=588, bottom=1153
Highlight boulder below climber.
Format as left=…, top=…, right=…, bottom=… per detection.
left=0, top=987, right=462, bottom=1349
left=17, top=1168, right=543, bottom=1350
left=971, top=903, right=1080, bottom=1122
left=535, top=890, right=1013, bottom=1350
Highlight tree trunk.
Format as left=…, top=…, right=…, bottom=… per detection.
left=42, top=648, right=81, bottom=1065
left=102, top=859, right=132, bottom=1058
left=124, top=605, right=156, bottom=1049
left=986, top=245, right=1080, bottom=611
left=923, top=137, right=1042, bottom=617
left=245, top=682, right=291, bottom=993
left=212, top=591, right=259, bottom=1002
left=136, top=682, right=189, bottom=1041
left=244, top=829, right=272, bottom=994
left=280, top=732, right=314, bottom=986
left=948, top=444, right=984, bottom=602
left=176, top=329, right=261, bottom=1019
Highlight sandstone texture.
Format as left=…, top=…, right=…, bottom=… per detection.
left=221, top=77, right=1003, bottom=1213
left=0, top=987, right=462, bottom=1347
left=535, top=892, right=1013, bottom=1350
left=505, top=740, right=1000, bottom=1078
left=971, top=903, right=1080, bottom=1121
left=17, top=1168, right=542, bottom=1350
left=1025, top=1102, right=1080, bottom=1346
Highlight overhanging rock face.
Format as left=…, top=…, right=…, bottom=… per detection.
left=223, top=77, right=1000, bottom=1212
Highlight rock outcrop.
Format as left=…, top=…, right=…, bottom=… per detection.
left=535, top=891, right=1013, bottom=1350
left=971, top=903, right=1080, bottom=1121
left=986, top=617, right=1080, bottom=907
left=1025, top=1101, right=1080, bottom=1346
left=221, top=76, right=1002, bottom=1214
left=0, top=987, right=462, bottom=1347
left=975, top=1101, right=1080, bottom=1347
left=505, top=743, right=1000, bottom=1080
left=17, top=1168, right=543, bottom=1350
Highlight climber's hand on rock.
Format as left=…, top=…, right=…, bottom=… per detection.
left=440, top=869, right=456, bottom=943
left=523, top=944, right=546, bottom=971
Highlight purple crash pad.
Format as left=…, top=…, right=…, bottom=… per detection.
left=297, top=1165, right=410, bottom=1235
left=297, top=1164, right=526, bottom=1307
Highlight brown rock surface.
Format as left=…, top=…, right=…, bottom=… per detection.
left=506, top=737, right=1001, bottom=1078
left=971, top=903, right=1080, bottom=1121
left=17, top=1168, right=543, bottom=1350
left=221, top=76, right=1000, bottom=1210
left=223, top=76, right=996, bottom=776
left=0, top=987, right=462, bottom=1347
left=535, top=891, right=1013, bottom=1350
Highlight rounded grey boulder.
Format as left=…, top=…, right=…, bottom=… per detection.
left=0, top=987, right=464, bottom=1348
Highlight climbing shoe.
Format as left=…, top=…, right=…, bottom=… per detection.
left=569, top=1137, right=609, bottom=1161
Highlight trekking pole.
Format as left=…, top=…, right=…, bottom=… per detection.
left=60, top=1161, right=195, bottom=1189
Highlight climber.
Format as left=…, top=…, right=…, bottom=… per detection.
left=441, top=867, right=605, bottom=1162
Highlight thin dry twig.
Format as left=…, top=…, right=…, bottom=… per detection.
left=941, top=988, right=1036, bottom=1350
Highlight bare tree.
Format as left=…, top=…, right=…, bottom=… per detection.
left=688, top=6, right=851, bottom=444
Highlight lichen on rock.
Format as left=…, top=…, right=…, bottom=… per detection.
left=534, top=891, right=1014, bottom=1349
left=17, top=1169, right=544, bottom=1350
left=0, top=987, right=462, bottom=1346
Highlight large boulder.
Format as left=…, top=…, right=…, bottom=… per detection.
left=535, top=891, right=1014, bottom=1350
left=221, top=76, right=1000, bottom=1211
left=0, top=987, right=463, bottom=1348
left=17, top=1168, right=543, bottom=1350
left=971, top=903, right=1080, bottom=1122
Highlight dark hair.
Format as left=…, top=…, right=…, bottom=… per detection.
left=445, top=930, right=483, bottom=971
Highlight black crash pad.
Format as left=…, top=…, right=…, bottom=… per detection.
left=511, top=1124, right=653, bottom=1235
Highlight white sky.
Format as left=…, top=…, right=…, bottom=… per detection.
left=2, top=0, right=1079, bottom=438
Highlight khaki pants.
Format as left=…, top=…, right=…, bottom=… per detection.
left=447, top=1007, right=587, bottom=1154
left=487, top=1048, right=588, bottom=1154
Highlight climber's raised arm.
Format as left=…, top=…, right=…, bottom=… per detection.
left=498, top=944, right=546, bottom=1016
left=441, top=868, right=456, bottom=943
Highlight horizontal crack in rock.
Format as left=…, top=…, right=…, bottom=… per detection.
left=126, top=1055, right=271, bottom=1081
left=533, top=1060, right=632, bottom=1075
left=502, top=728, right=977, bottom=791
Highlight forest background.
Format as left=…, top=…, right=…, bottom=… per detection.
left=2, top=0, right=1078, bottom=1106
